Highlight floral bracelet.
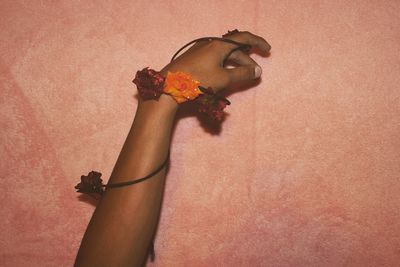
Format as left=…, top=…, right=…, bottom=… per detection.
left=133, top=67, right=230, bottom=121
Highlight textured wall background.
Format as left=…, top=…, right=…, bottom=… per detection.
left=1, top=0, right=400, bottom=266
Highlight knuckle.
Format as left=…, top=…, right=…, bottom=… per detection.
left=207, top=40, right=222, bottom=49
left=241, top=31, right=251, bottom=37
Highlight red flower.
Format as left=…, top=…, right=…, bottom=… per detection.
left=195, top=87, right=230, bottom=121
left=75, top=171, right=105, bottom=195
left=132, top=67, right=165, bottom=100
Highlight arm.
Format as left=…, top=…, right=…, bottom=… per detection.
left=75, top=95, right=177, bottom=266
left=75, top=31, right=271, bottom=267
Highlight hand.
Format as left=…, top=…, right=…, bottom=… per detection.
left=160, top=31, right=271, bottom=92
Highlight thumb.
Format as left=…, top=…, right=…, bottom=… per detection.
left=226, top=65, right=262, bottom=84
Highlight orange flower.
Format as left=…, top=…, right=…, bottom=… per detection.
left=163, top=71, right=202, bottom=103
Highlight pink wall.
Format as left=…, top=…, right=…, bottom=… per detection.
left=1, top=0, right=400, bottom=266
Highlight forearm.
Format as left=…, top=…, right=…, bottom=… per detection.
left=75, top=95, right=178, bottom=267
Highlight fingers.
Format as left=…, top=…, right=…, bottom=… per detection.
left=226, top=64, right=262, bottom=84
left=222, top=31, right=271, bottom=54
left=226, top=50, right=259, bottom=67
left=224, top=49, right=262, bottom=84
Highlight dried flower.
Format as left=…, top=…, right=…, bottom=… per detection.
left=195, top=87, right=230, bottom=121
left=222, top=29, right=239, bottom=38
left=75, top=171, right=105, bottom=195
left=163, top=71, right=202, bottom=103
left=133, top=67, right=165, bottom=100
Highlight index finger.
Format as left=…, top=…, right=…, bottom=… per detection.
left=222, top=31, right=271, bottom=54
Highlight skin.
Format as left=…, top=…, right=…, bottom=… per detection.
left=74, top=31, right=271, bottom=267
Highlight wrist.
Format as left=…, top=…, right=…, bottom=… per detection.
left=133, top=67, right=230, bottom=122
left=137, top=94, right=178, bottom=115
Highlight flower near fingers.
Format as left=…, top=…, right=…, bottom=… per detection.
left=75, top=171, right=105, bottom=195
left=163, top=71, right=202, bottom=103
left=133, top=67, right=165, bottom=100
left=195, top=87, right=230, bottom=121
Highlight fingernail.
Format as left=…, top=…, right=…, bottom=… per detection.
left=255, top=66, right=262, bottom=78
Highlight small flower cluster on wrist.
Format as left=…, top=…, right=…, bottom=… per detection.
left=133, top=67, right=230, bottom=121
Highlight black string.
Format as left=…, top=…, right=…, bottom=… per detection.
left=103, top=151, right=170, bottom=189
left=170, top=37, right=251, bottom=63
